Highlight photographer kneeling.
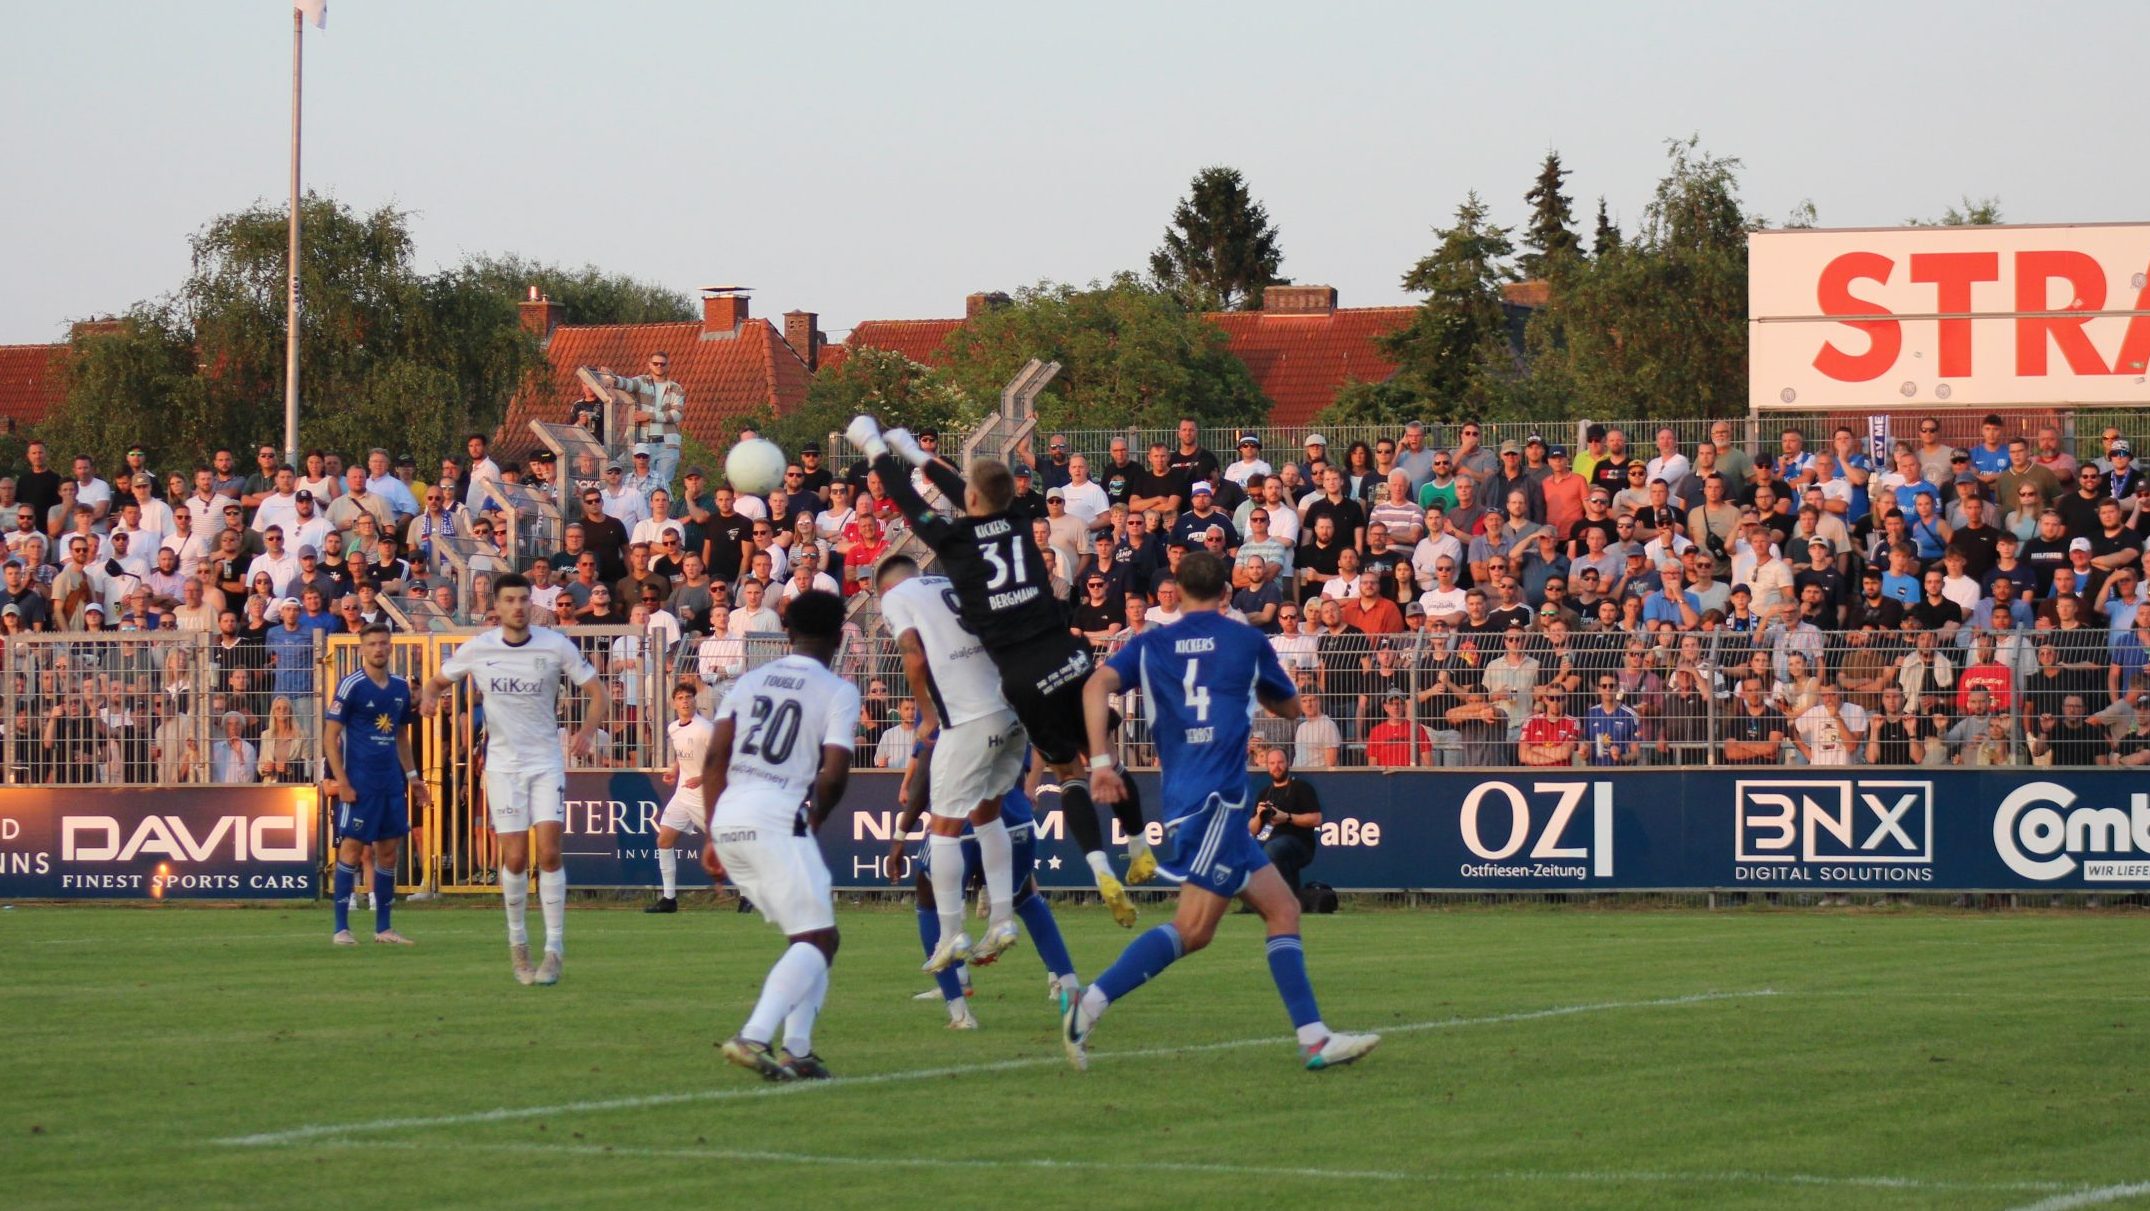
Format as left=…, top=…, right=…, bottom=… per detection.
left=1252, top=746, right=1321, bottom=897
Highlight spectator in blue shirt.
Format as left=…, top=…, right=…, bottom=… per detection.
left=266, top=599, right=314, bottom=701
left=1582, top=676, right=1642, bottom=766
left=1642, top=563, right=1702, bottom=628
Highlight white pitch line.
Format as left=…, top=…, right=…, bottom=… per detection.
left=2007, top=1182, right=2150, bottom=1211
left=307, top=1138, right=2084, bottom=1197
left=216, top=989, right=1776, bottom=1147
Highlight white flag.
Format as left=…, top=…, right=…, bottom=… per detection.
left=294, top=0, right=327, bottom=29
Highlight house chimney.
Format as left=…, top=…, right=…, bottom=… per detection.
left=1260, top=285, right=1336, bottom=315
left=702, top=287, right=751, bottom=338
left=518, top=287, right=564, bottom=342
left=783, top=310, right=822, bottom=372
left=68, top=317, right=126, bottom=343
left=965, top=291, right=1012, bottom=319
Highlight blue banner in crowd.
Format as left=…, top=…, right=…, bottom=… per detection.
left=560, top=769, right=2150, bottom=894
left=0, top=786, right=320, bottom=899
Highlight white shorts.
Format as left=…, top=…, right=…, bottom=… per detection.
left=928, top=710, right=1027, bottom=821
left=659, top=793, right=705, bottom=836
left=713, top=827, right=835, bottom=934
left=485, top=766, right=565, bottom=834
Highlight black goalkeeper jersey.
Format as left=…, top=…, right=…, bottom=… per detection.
left=913, top=509, right=1068, bottom=649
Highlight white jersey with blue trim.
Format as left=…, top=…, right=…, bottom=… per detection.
left=438, top=627, right=599, bottom=774
left=1106, top=608, right=1294, bottom=818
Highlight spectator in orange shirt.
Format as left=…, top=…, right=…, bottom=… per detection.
left=1338, top=570, right=1403, bottom=635
left=1363, top=692, right=1432, bottom=767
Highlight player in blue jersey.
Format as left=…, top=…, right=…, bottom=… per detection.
left=323, top=623, right=428, bottom=946
left=890, top=755, right=1080, bottom=1028
left=1063, top=550, right=1380, bottom=1072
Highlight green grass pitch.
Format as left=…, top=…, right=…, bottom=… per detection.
left=3, top=900, right=2147, bottom=1210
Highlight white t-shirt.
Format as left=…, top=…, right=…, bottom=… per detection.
left=439, top=627, right=600, bottom=773
left=710, top=654, right=859, bottom=831
left=1795, top=701, right=1868, bottom=766
left=1059, top=480, right=1110, bottom=527
left=878, top=575, right=1008, bottom=729
left=666, top=714, right=715, bottom=812
left=253, top=493, right=301, bottom=537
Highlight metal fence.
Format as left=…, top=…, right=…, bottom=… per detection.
left=824, top=410, right=2148, bottom=482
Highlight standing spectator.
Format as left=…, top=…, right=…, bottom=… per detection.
left=1251, top=746, right=1322, bottom=898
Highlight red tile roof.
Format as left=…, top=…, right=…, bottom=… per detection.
left=839, top=319, right=965, bottom=367
left=0, top=343, right=69, bottom=429
left=500, top=318, right=810, bottom=457
left=1204, top=307, right=1413, bottom=426
left=1503, top=280, right=1551, bottom=308
left=829, top=307, right=1413, bottom=428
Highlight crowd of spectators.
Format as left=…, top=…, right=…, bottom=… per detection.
left=14, top=380, right=2150, bottom=781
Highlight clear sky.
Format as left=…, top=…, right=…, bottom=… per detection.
left=5, top=0, right=2145, bottom=345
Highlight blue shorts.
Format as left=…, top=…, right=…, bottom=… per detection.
left=335, top=790, right=409, bottom=844
left=915, top=821, right=1036, bottom=887
left=1156, top=795, right=1270, bottom=900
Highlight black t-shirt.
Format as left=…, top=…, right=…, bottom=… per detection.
left=1257, top=776, right=1321, bottom=847
left=1069, top=596, right=1118, bottom=636
left=1869, top=715, right=1922, bottom=765
left=914, top=509, right=1067, bottom=648
left=2020, top=666, right=2095, bottom=718
left=18, top=470, right=60, bottom=526
left=1567, top=517, right=1617, bottom=552
left=1908, top=597, right=1963, bottom=631
left=1129, top=466, right=1188, bottom=509
left=1101, top=460, right=1143, bottom=509
left=702, top=512, right=752, bottom=582
left=1948, top=522, right=2001, bottom=578
left=1590, top=457, right=1633, bottom=493
left=2020, top=536, right=2071, bottom=594
left=2056, top=491, right=2106, bottom=538
left=1301, top=495, right=1366, bottom=546
left=1167, top=446, right=1220, bottom=489
left=1487, top=604, right=1533, bottom=633
left=578, top=514, right=631, bottom=582
left=2040, top=718, right=2110, bottom=765
left=1719, top=704, right=1788, bottom=763
left=796, top=466, right=834, bottom=499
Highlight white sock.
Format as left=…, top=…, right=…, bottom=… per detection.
left=972, top=816, right=1015, bottom=924
left=947, top=996, right=970, bottom=1020
left=657, top=846, right=678, bottom=899
left=928, top=834, right=967, bottom=944
left=1078, top=983, right=1110, bottom=1026
left=956, top=964, right=972, bottom=991
left=782, top=964, right=829, bottom=1057
left=538, top=867, right=566, bottom=955
left=746, top=942, right=828, bottom=1045
left=1085, top=851, right=1112, bottom=879
left=1297, top=1021, right=1330, bottom=1048
left=500, top=868, right=528, bottom=947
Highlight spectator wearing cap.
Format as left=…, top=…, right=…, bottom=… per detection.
left=284, top=487, right=331, bottom=559
left=1005, top=465, right=1047, bottom=522
left=598, top=459, right=651, bottom=528
left=1363, top=690, right=1432, bottom=767
left=1168, top=481, right=1238, bottom=551
left=1489, top=440, right=1546, bottom=524
left=1223, top=434, right=1272, bottom=489
left=1293, top=433, right=1329, bottom=486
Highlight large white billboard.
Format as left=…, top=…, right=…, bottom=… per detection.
left=1750, top=224, right=2150, bottom=411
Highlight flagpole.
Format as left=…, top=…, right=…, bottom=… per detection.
left=284, top=5, right=303, bottom=467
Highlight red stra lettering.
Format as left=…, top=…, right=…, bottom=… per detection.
left=2112, top=265, right=2150, bottom=378
left=2015, top=250, right=2110, bottom=376
left=1908, top=251, right=1999, bottom=378
left=1814, top=252, right=1898, bottom=382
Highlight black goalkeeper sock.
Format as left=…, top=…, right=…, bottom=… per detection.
left=1060, top=776, right=1104, bottom=856
left=1111, top=769, right=1146, bottom=847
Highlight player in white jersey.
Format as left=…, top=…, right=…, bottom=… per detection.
left=874, top=555, right=1026, bottom=972
left=646, top=681, right=715, bottom=914
left=701, top=590, right=859, bottom=1082
left=420, top=572, right=607, bottom=986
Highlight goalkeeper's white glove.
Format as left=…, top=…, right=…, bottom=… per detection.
left=884, top=428, right=931, bottom=468
left=844, top=415, right=887, bottom=462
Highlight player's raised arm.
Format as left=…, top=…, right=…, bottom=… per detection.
left=1082, top=659, right=1127, bottom=804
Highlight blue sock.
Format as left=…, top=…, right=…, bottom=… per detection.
left=1095, top=923, right=1183, bottom=1003
left=1265, top=934, right=1322, bottom=1030
left=332, top=862, right=358, bottom=934
left=1015, top=889, right=1075, bottom=981
left=373, top=867, right=395, bottom=934
left=916, top=905, right=964, bottom=1003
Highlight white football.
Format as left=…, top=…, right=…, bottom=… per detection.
left=724, top=438, right=788, bottom=496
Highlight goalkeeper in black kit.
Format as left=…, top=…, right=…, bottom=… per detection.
left=848, top=414, right=1154, bottom=926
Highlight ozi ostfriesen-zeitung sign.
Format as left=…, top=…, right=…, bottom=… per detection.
left=0, top=787, right=318, bottom=899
